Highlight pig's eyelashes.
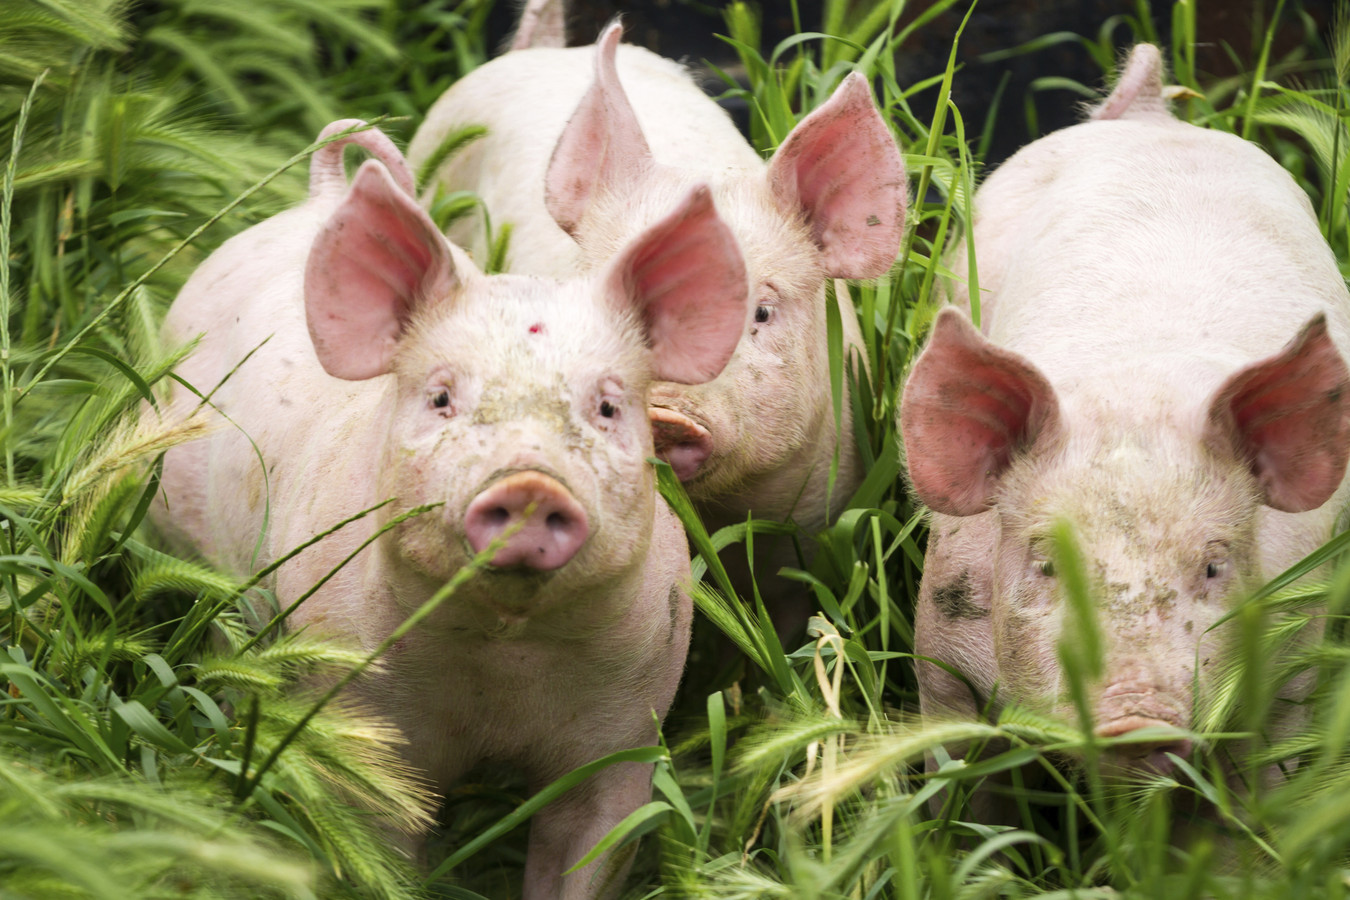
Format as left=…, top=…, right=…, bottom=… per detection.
left=1036, top=559, right=1056, bottom=578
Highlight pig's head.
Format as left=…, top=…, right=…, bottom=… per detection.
left=303, top=158, right=747, bottom=617
left=544, top=22, right=906, bottom=501
left=902, top=308, right=1350, bottom=772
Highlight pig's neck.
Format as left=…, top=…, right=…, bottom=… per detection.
left=369, top=536, right=655, bottom=644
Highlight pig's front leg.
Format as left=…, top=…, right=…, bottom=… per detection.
left=522, top=759, right=654, bottom=900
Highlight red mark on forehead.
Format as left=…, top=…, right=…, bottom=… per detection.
left=528, top=322, right=545, bottom=335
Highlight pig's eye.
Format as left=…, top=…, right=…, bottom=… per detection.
left=1203, top=542, right=1231, bottom=581
left=1037, top=559, right=1055, bottom=578
left=428, top=388, right=452, bottom=416
left=594, top=380, right=624, bottom=429
left=754, top=305, right=774, bottom=325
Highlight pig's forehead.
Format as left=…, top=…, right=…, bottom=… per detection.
left=403, top=275, right=648, bottom=381
left=584, top=169, right=823, bottom=303
left=712, top=177, right=824, bottom=302
left=1001, top=425, right=1258, bottom=551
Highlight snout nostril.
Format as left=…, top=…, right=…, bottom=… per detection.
left=463, top=472, right=590, bottom=571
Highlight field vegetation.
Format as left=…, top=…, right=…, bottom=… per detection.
left=3, top=0, right=1350, bottom=897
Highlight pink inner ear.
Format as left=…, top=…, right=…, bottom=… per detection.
left=767, top=72, right=906, bottom=280
left=544, top=21, right=654, bottom=237
left=1208, top=313, right=1350, bottom=512
left=901, top=309, right=1060, bottom=516
left=305, top=160, right=457, bottom=380
left=604, top=184, right=747, bottom=385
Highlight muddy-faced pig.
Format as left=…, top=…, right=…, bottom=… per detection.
left=901, top=44, right=1350, bottom=788
left=408, top=22, right=906, bottom=620
left=154, top=120, right=749, bottom=899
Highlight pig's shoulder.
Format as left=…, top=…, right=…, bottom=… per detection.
left=164, top=200, right=329, bottom=345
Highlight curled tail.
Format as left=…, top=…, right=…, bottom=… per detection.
left=1091, top=44, right=1171, bottom=121
left=309, top=120, right=416, bottom=199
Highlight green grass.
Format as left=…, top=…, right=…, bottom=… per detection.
left=4, top=0, right=1350, bottom=897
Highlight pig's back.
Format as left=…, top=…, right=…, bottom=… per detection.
left=156, top=200, right=378, bottom=574
left=961, top=116, right=1350, bottom=388
left=410, top=43, right=759, bottom=275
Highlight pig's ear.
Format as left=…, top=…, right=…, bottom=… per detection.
left=545, top=21, right=654, bottom=237
left=509, top=0, right=565, bottom=50
left=305, top=160, right=460, bottom=380
left=1205, top=313, right=1350, bottom=513
left=767, top=72, right=906, bottom=280
left=309, top=120, right=415, bottom=200
left=1091, top=44, right=1169, bottom=121
left=901, top=308, right=1061, bottom=516
left=602, top=183, right=747, bottom=384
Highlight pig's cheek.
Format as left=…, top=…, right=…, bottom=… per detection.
left=380, top=427, right=475, bottom=581
left=994, top=585, right=1061, bottom=705
left=598, top=442, right=658, bottom=562
left=729, top=350, right=803, bottom=459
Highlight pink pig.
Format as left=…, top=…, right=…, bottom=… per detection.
left=408, top=22, right=906, bottom=616
left=154, top=120, right=748, bottom=898
left=901, top=45, right=1350, bottom=790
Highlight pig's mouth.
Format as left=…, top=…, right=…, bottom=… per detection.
left=649, top=407, right=714, bottom=482
left=1094, top=686, right=1192, bottom=775
left=1095, top=716, right=1194, bottom=776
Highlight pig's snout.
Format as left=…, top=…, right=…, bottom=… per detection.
left=1095, top=715, right=1193, bottom=776
left=650, top=407, right=713, bottom=481
left=464, top=471, right=589, bottom=570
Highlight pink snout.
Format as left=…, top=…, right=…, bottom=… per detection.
left=1095, top=715, right=1193, bottom=775
left=649, top=407, right=713, bottom=481
left=464, top=471, right=589, bottom=571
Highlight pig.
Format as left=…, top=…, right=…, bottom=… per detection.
left=509, top=0, right=564, bottom=50
left=407, top=21, right=906, bottom=622
left=900, top=44, right=1350, bottom=790
left=153, top=119, right=750, bottom=899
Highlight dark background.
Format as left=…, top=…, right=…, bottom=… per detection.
left=482, top=0, right=1337, bottom=168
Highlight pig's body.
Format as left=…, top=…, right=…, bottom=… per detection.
left=903, top=46, right=1350, bottom=777
left=409, top=25, right=906, bottom=551
left=156, top=122, right=749, bottom=899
